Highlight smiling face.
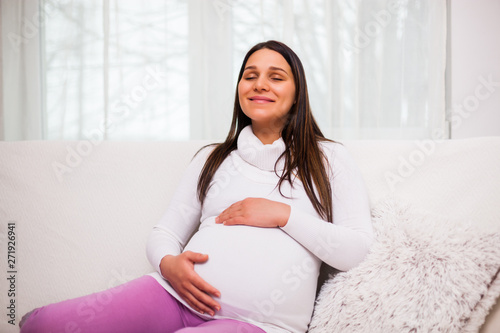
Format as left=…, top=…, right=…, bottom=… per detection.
left=238, top=48, right=296, bottom=138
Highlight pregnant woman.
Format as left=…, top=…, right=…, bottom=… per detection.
left=20, top=40, right=373, bottom=333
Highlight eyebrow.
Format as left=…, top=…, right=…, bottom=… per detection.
left=243, top=65, right=289, bottom=76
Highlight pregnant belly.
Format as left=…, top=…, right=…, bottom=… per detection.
left=183, top=218, right=320, bottom=324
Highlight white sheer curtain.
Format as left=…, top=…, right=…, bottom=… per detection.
left=1, top=0, right=44, bottom=140
left=0, top=0, right=447, bottom=141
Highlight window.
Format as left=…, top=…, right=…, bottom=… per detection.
left=1, top=0, right=446, bottom=141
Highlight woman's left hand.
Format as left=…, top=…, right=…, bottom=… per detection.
left=215, top=198, right=291, bottom=228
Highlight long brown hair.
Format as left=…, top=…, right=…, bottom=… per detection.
left=197, top=40, right=334, bottom=222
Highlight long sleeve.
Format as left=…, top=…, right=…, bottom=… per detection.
left=280, top=143, right=374, bottom=271
left=146, top=147, right=212, bottom=275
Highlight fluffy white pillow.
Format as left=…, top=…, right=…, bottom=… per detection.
left=309, top=199, right=500, bottom=333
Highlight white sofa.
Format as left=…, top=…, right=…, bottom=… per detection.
left=0, top=138, right=499, bottom=332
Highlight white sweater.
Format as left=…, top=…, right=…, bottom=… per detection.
left=147, top=125, right=374, bottom=333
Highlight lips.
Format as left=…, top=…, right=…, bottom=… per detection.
left=249, top=96, right=275, bottom=103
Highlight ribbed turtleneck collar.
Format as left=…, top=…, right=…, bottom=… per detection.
left=236, top=125, right=286, bottom=172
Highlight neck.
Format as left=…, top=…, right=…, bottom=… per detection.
left=251, top=123, right=283, bottom=144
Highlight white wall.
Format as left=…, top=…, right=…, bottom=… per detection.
left=449, top=0, right=500, bottom=139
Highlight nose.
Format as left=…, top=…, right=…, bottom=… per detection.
left=254, top=77, right=269, bottom=92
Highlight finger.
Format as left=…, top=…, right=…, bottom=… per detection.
left=191, top=274, right=221, bottom=299
left=182, top=278, right=220, bottom=314
left=228, top=200, right=243, bottom=209
left=216, top=209, right=232, bottom=223
left=177, top=277, right=217, bottom=315
left=217, top=207, right=243, bottom=224
left=183, top=289, right=216, bottom=315
left=184, top=297, right=203, bottom=314
left=216, top=201, right=243, bottom=222
left=189, top=275, right=221, bottom=314
left=217, top=214, right=234, bottom=225
left=216, top=212, right=230, bottom=224
left=189, top=286, right=221, bottom=315
left=185, top=251, right=209, bottom=264
left=220, top=216, right=244, bottom=226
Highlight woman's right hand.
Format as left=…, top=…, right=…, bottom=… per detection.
left=159, top=251, right=221, bottom=316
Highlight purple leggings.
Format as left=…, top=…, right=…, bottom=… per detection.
left=20, top=275, right=264, bottom=333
